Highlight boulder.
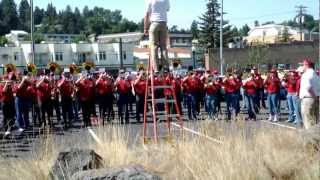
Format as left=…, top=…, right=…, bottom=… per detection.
left=71, top=165, right=161, bottom=180
left=50, top=149, right=103, bottom=180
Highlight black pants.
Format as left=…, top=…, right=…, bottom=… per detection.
left=80, top=100, right=93, bottom=127
left=136, top=95, right=145, bottom=123
left=52, top=98, right=61, bottom=122
left=32, top=100, right=41, bottom=126
left=97, top=94, right=113, bottom=124
left=2, top=101, right=15, bottom=131
left=117, top=93, right=129, bottom=124
left=61, top=97, right=74, bottom=128
left=40, top=99, right=53, bottom=127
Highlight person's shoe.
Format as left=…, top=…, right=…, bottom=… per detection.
left=18, top=128, right=24, bottom=133
left=268, top=115, right=274, bottom=121
left=287, top=119, right=294, bottom=123
left=273, top=115, right=279, bottom=122
left=4, top=131, right=11, bottom=137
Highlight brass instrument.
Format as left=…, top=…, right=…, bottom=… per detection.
left=69, top=64, right=78, bottom=75
left=48, top=62, right=61, bottom=74
left=4, top=64, right=16, bottom=74
left=82, top=61, right=95, bottom=72
left=27, top=63, right=37, bottom=75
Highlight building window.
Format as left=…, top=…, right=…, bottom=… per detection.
left=55, top=52, right=63, bottom=61
left=14, top=53, right=19, bottom=61
left=98, top=52, right=106, bottom=61
left=123, top=51, right=127, bottom=60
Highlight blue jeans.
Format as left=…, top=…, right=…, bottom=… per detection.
left=186, top=93, right=197, bottom=120
left=294, top=98, right=302, bottom=126
left=245, top=93, right=256, bottom=119
left=15, top=97, right=30, bottom=129
left=287, top=93, right=298, bottom=122
left=225, top=92, right=239, bottom=120
left=205, top=94, right=218, bottom=119
left=267, top=93, right=279, bottom=116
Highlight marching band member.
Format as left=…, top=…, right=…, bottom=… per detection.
left=243, top=73, right=258, bottom=121
left=58, top=70, right=75, bottom=129
left=253, top=67, right=266, bottom=110
left=1, top=73, right=16, bottom=136
left=183, top=70, right=201, bottom=120
left=282, top=69, right=299, bottom=123
left=115, top=70, right=131, bottom=124
left=223, top=71, right=240, bottom=120
left=204, top=74, right=221, bottom=120
left=264, top=69, right=281, bottom=122
left=134, top=70, right=147, bottom=123
left=76, top=72, right=95, bottom=127
left=14, top=71, right=32, bottom=132
left=36, top=70, right=53, bottom=127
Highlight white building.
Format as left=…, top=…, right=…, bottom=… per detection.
left=43, top=34, right=83, bottom=43
left=0, top=42, right=135, bottom=71
left=245, top=24, right=310, bottom=45
left=5, top=30, right=29, bottom=47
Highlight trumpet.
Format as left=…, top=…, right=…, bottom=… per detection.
left=48, top=62, right=61, bottom=74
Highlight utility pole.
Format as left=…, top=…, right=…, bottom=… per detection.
left=295, top=5, right=307, bottom=41
left=30, top=0, right=35, bottom=64
left=220, top=0, right=224, bottom=75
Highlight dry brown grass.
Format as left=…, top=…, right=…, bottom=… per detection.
left=0, top=121, right=319, bottom=180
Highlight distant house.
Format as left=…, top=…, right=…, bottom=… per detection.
left=5, top=30, right=29, bottom=46
left=42, top=34, right=83, bottom=43
left=245, top=24, right=311, bottom=45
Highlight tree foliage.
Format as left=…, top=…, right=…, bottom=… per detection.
left=190, top=20, right=199, bottom=39
left=198, top=0, right=233, bottom=48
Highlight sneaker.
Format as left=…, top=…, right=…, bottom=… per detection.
left=287, top=119, right=294, bottom=123
left=268, top=115, right=273, bottom=121
left=273, top=115, right=279, bottom=122
left=4, top=131, right=11, bottom=137
left=18, top=128, right=25, bottom=133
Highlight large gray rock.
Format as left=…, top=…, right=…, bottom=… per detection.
left=71, top=165, right=161, bottom=180
left=50, top=149, right=103, bottom=180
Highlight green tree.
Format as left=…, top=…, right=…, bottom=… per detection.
left=170, top=25, right=179, bottom=33
left=34, top=6, right=44, bottom=25
left=0, top=36, right=8, bottom=46
left=278, top=26, right=292, bottom=43
left=199, top=0, right=232, bottom=48
left=254, top=20, right=260, bottom=27
left=190, top=20, right=199, bottom=39
left=23, top=33, right=44, bottom=43
left=18, top=0, right=30, bottom=31
left=248, top=43, right=269, bottom=65
left=0, top=0, right=19, bottom=34
left=239, top=24, right=250, bottom=37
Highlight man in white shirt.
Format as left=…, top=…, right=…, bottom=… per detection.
left=299, top=59, right=320, bottom=129
left=144, top=0, right=170, bottom=72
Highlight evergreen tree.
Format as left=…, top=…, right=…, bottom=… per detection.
left=199, top=0, right=232, bottom=48
left=254, top=20, right=260, bottom=27
left=190, top=20, right=199, bottom=39
left=278, top=26, right=292, bottom=43
left=18, top=0, right=31, bottom=31
left=34, top=6, right=44, bottom=25
left=239, top=24, right=250, bottom=37
left=0, top=0, right=19, bottom=34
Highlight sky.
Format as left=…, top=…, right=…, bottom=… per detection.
left=15, top=0, right=319, bottom=29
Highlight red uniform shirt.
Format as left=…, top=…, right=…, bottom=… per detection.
left=134, top=79, right=147, bottom=96
left=224, top=78, right=238, bottom=94
left=205, top=82, right=220, bottom=95
left=265, top=77, right=281, bottom=94
left=254, top=74, right=264, bottom=89
left=283, top=76, right=298, bottom=93
left=37, top=80, right=52, bottom=101
left=96, top=79, right=109, bottom=96
left=77, top=79, right=95, bottom=101
left=59, top=80, right=74, bottom=97
left=183, top=76, right=201, bottom=93
left=14, top=81, right=31, bottom=99
left=0, top=84, right=14, bottom=102
left=116, top=79, right=131, bottom=94
left=243, top=79, right=257, bottom=95
left=172, top=78, right=182, bottom=94
left=296, top=76, right=301, bottom=96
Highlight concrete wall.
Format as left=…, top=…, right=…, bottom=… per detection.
left=207, top=42, right=318, bottom=70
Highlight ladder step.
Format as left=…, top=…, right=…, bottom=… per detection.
left=147, top=99, right=176, bottom=104
left=151, top=86, right=174, bottom=89
left=156, top=114, right=181, bottom=120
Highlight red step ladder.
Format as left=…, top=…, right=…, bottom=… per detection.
left=143, top=57, right=184, bottom=144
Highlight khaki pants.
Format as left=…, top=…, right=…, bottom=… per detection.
left=149, top=22, right=168, bottom=71
left=301, top=98, right=319, bottom=129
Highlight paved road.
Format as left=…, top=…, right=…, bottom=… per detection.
left=0, top=102, right=298, bottom=159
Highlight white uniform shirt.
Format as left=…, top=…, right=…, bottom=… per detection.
left=146, top=0, right=170, bottom=22
left=300, top=68, right=320, bottom=99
